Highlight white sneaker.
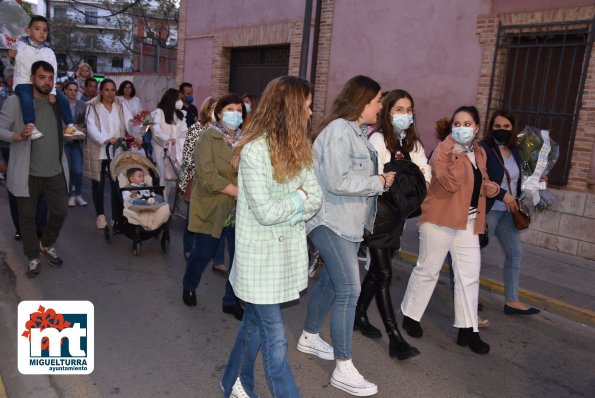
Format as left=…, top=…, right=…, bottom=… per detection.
left=68, top=196, right=76, bottom=207
left=28, top=124, right=44, bottom=141
left=26, top=258, right=41, bottom=277
left=64, top=123, right=86, bottom=139
left=331, top=359, right=378, bottom=396
left=96, top=214, right=107, bottom=229
left=297, top=330, right=334, bottom=360
left=75, top=195, right=88, bottom=206
left=230, top=378, right=249, bottom=398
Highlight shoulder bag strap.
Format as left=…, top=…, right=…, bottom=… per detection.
left=491, top=146, right=512, bottom=193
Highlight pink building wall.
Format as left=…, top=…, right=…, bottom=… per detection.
left=180, top=0, right=593, bottom=149
left=327, top=0, right=492, bottom=148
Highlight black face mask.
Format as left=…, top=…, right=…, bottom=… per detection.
left=493, top=129, right=512, bottom=145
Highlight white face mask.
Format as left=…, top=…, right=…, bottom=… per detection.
left=451, top=126, right=476, bottom=145
left=210, top=111, right=217, bottom=123
left=175, top=99, right=184, bottom=110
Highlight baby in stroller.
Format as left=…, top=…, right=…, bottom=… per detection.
left=123, top=167, right=165, bottom=206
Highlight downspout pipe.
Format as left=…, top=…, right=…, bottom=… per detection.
left=299, top=0, right=313, bottom=79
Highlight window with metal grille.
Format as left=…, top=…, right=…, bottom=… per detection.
left=485, top=18, right=594, bottom=186
left=85, top=9, right=98, bottom=26
left=229, top=46, right=290, bottom=97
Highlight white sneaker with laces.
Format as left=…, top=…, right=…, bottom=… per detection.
left=68, top=196, right=76, bottom=207
left=96, top=214, right=107, bottom=229
left=64, top=124, right=86, bottom=139
left=28, top=124, right=44, bottom=141
left=230, top=378, right=249, bottom=398
left=297, top=330, right=334, bottom=360
left=75, top=195, right=88, bottom=206
left=331, top=359, right=378, bottom=396
left=26, top=258, right=41, bottom=277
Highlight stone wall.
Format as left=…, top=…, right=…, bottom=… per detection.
left=104, top=72, right=177, bottom=112
left=522, top=189, right=595, bottom=260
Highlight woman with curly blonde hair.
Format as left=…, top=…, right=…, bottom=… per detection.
left=221, top=76, right=322, bottom=398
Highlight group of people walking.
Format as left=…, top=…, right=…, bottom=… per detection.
left=0, top=14, right=540, bottom=398
left=184, top=75, right=540, bottom=397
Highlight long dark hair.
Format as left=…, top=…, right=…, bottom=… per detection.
left=157, top=88, right=184, bottom=124
left=374, top=89, right=421, bottom=153
left=484, top=107, right=517, bottom=148
left=117, top=80, right=136, bottom=97
left=311, top=75, right=381, bottom=141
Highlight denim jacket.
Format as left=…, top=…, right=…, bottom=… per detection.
left=307, top=118, right=384, bottom=242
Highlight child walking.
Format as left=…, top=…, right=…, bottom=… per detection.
left=11, top=15, right=84, bottom=140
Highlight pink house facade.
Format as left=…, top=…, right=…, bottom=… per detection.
left=177, top=0, right=595, bottom=259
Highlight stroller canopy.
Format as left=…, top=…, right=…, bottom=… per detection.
left=110, top=151, right=161, bottom=182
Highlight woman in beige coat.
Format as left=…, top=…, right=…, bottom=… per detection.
left=84, top=79, right=132, bottom=229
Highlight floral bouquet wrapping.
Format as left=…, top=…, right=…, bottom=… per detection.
left=516, top=126, right=559, bottom=213
left=129, top=111, right=154, bottom=137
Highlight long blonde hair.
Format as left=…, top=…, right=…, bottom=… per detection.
left=233, top=76, right=312, bottom=183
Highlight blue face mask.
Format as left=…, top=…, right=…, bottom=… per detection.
left=222, top=111, right=243, bottom=130
left=185, top=95, right=194, bottom=104
left=391, top=113, right=413, bottom=132
left=451, top=126, right=476, bottom=145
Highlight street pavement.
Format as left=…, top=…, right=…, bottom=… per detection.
left=0, top=184, right=594, bottom=398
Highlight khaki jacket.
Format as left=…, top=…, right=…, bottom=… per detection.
left=420, top=135, right=489, bottom=234
left=188, top=127, right=237, bottom=238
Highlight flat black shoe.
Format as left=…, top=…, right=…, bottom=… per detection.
left=457, top=328, right=490, bottom=354
left=388, top=330, right=420, bottom=360
left=504, top=305, right=540, bottom=316
left=182, top=289, right=197, bottom=307
left=353, top=310, right=382, bottom=339
left=223, top=303, right=244, bottom=320
left=402, top=315, right=423, bottom=338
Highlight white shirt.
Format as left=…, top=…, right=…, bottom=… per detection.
left=120, top=96, right=142, bottom=117
left=369, top=132, right=432, bottom=184
left=14, top=38, right=58, bottom=95
left=86, top=102, right=130, bottom=160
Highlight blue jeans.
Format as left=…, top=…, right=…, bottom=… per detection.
left=183, top=202, right=194, bottom=254
left=64, top=142, right=83, bottom=196
left=182, top=228, right=238, bottom=307
left=15, top=84, right=73, bottom=125
left=214, top=227, right=231, bottom=265
left=486, top=210, right=523, bottom=301
left=303, top=225, right=361, bottom=360
left=221, top=303, right=299, bottom=398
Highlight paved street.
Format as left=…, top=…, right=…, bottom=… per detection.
left=0, top=185, right=594, bottom=398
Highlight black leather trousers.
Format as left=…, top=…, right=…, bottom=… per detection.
left=356, top=247, right=398, bottom=332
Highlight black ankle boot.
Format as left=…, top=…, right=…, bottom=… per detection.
left=457, top=328, right=490, bottom=354
left=353, top=309, right=382, bottom=338
left=182, top=289, right=197, bottom=307
left=388, top=329, right=420, bottom=360
left=402, top=315, right=423, bottom=338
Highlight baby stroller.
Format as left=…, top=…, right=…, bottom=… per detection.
left=108, top=147, right=171, bottom=256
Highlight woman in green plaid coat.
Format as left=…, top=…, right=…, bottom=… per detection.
left=221, top=76, right=321, bottom=398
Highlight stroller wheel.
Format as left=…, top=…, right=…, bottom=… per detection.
left=133, top=242, right=141, bottom=256
left=161, top=238, right=170, bottom=253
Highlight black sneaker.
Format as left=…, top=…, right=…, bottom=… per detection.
left=26, top=259, right=41, bottom=277
left=39, top=244, right=63, bottom=267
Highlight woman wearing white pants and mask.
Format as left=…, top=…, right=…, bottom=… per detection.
left=400, top=106, right=500, bottom=354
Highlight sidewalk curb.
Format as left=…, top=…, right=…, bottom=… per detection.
left=399, top=250, right=595, bottom=327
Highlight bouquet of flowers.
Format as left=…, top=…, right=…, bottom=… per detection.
left=516, top=126, right=559, bottom=213
left=129, top=111, right=154, bottom=137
